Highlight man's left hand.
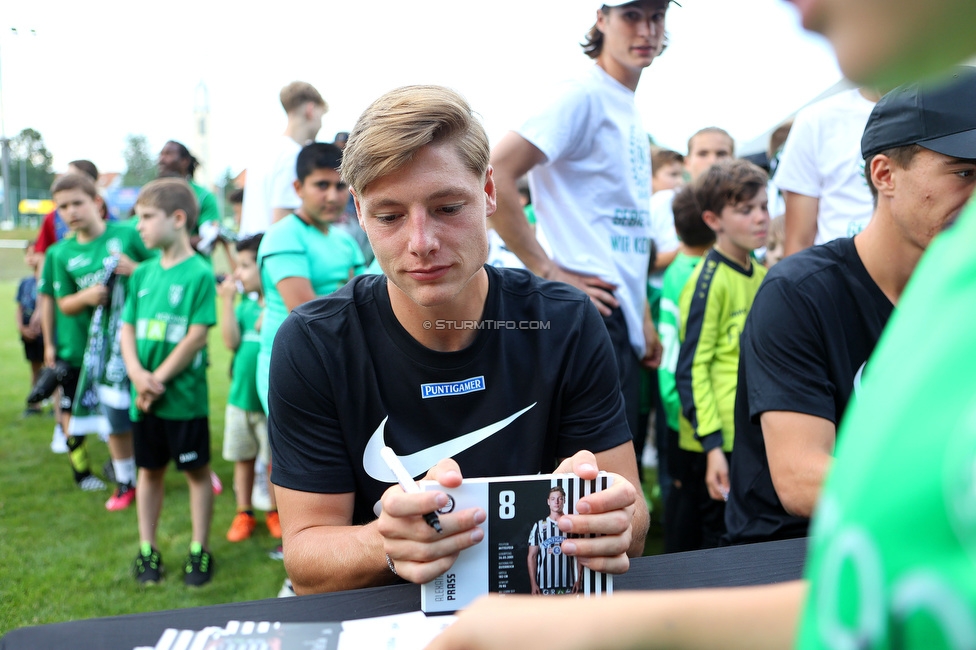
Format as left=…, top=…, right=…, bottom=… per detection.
left=552, top=450, right=635, bottom=575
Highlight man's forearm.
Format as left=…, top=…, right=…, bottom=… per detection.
left=286, top=521, right=400, bottom=594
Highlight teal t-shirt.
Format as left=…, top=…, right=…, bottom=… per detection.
left=42, top=222, right=152, bottom=366
left=122, top=254, right=217, bottom=421
left=658, top=252, right=702, bottom=432
left=255, top=214, right=365, bottom=411
left=227, top=295, right=263, bottom=413
left=797, top=200, right=976, bottom=648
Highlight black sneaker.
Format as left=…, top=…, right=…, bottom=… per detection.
left=184, top=547, right=214, bottom=587
left=134, top=545, right=164, bottom=584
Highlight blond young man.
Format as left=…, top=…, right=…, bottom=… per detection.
left=268, top=85, right=648, bottom=595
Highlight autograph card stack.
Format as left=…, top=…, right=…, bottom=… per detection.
left=419, top=472, right=613, bottom=613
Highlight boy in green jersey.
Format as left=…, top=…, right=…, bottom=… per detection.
left=218, top=233, right=280, bottom=543
left=41, top=173, right=150, bottom=501
left=122, top=178, right=217, bottom=587
left=674, top=159, right=769, bottom=548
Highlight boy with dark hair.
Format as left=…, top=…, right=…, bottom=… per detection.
left=41, top=173, right=151, bottom=502
left=122, top=177, right=217, bottom=586
left=674, top=159, right=768, bottom=549
left=255, top=141, right=364, bottom=414
left=655, top=180, right=716, bottom=552
left=219, top=233, right=279, bottom=542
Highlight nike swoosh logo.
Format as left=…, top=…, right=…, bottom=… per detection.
left=137, top=289, right=150, bottom=297
left=363, top=403, right=537, bottom=482
left=852, top=361, right=867, bottom=396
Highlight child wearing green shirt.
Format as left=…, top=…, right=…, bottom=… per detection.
left=122, top=178, right=217, bottom=587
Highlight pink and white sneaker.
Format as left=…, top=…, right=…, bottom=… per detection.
left=106, top=484, right=136, bottom=511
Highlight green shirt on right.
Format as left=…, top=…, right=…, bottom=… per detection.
left=797, top=200, right=976, bottom=649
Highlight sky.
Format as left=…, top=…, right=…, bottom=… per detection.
left=0, top=0, right=843, bottom=187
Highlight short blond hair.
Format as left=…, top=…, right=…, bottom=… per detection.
left=340, top=85, right=490, bottom=195
left=280, top=81, right=327, bottom=114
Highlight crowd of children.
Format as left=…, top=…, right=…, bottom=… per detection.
left=18, top=131, right=366, bottom=590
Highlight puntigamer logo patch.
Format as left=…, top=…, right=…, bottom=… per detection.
left=421, top=376, right=486, bottom=399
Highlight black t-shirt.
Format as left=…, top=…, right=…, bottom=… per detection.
left=268, top=265, right=631, bottom=525
left=725, top=237, right=893, bottom=544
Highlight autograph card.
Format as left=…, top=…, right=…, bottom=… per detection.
left=419, top=472, right=612, bottom=613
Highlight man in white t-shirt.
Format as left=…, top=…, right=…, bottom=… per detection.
left=773, top=87, right=879, bottom=256
left=238, top=81, right=328, bottom=237
left=490, top=0, right=671, bottom=445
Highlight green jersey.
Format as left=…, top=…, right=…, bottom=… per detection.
left=658, top=252, right=702, bottom=432
left=122, top=255, right=216, bottom=421
left=42, top=222, right=152, bottom=366
left=676, top=249, right=766, bottom=453
left=796, top=201, right=976, bottom=649
left=227, top=295, right=263, bottom=413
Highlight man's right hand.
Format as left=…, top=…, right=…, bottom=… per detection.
left=546, top=266, right=619, bottom=316
left=376, top=459, right=487, bottom=585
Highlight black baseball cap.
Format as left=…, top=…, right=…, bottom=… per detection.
left=861, top=66, right=976, bottom=159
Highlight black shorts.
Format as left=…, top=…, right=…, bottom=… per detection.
left=133, top=414, right=211, bottom=471
left=58, top=365, right=82, bottom=412
left=22, top=336, right=44, bottom=362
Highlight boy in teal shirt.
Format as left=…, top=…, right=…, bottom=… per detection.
left=675, top=159, right=768, bottom=549
left=122, top=178, right=217, bottom=586
left=41, top=173, right=151, bottom=502
left=255, top=142, right=365, bottom=413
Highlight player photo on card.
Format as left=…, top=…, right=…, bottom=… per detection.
left=488, top=475, right=612, bottom=597
left=420, top=473, right=612, bottom=613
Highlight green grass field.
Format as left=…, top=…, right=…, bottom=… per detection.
left=0, top=229, right=663, bottom=635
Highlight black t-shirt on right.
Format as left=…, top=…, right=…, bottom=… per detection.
left=725, top=237, right=893, bottom=544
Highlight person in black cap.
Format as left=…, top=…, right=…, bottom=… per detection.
left=724, top=65, right=976, bottom=546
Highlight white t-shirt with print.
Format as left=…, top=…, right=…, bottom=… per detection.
left=519, top=65, right=659, bottom=357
